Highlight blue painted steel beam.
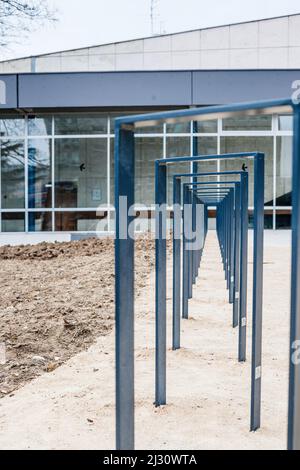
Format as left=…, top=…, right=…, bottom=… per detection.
left=173, top=177, right=181, bottom=350
left=172, top=172, right=247, bottom=351
left=155, top=161, right=167, bottom=407
left=115, top=123, right=135, bottom=450
left=250, top=152, right=265, bottom=431
left=115, top=97, right=291, bottom=450
left=117, top=98, right=292, bottom=128
left=288, top=103, right=300, bottom=450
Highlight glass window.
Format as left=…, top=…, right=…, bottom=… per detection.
left=109, top=112, right=137, bottom=133
left=197, top=120, right=218, bottom=133
left=276, top=136, right=292, bottom=206
left=55, top=211, right=107, bottom=231
left=55, top=138, right=107, bottom=208
left=278, top=115, right=293, bottom=131
left=166, top=136, right=190, bottom=158
left=55, top=114, right=108, bottom=135
left=110, top=111, right=164, bottom=134
left=276, top=212, right=291, bottom=229
left=1, top=139, right=25, bottom=209
left=166, top=122, right=190, bottom=134
left=197, top=136, right=218, bottom=157
left=28, top=139, right=52, bottom=209
left=166, top=137, right=190, bottom=204
left=0, top=117, right=25, bottom=137
left=28, top=116, right=52, bottom=136
left=2, top=213, right=25, bottom=232
left=220, top=136, right=273, bottom=207
left=248, top=211, right=273, bottom=229
left=28, top=212, right=52, bottom=232
left=135, top=137, right=163, bottom=205
left=167, top=162, right=190, bottom=206
left=222, top=115, right=272, bottom=131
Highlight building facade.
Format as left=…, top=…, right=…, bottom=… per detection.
left=0, top=14, right=299, bottom=238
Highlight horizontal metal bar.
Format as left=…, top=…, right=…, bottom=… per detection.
left=116, top=99, right=292, bottom=129
left=174, top=170, right=245, bottom=179
left=158, top=152, right=261, bottom=165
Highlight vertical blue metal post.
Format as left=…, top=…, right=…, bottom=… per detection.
left=288, top=105, right=300, bottom=450
left=173, top=177, right=181, bottom=350
left=233, top=182, right=241, bottom=328
left=239, top=171, right=249, bottom=362
left=250, top=153, right=265, bottom=431
left=182, top=185, right=189, bottom=319
left=155, top=161, right=167, bottom=406
left=115, top=123, right=135, bottom=450
left=188, top=189, right=193, bottom=300
left=192, top=122, right=198, bottom=284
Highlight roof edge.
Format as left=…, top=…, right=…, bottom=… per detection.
left=1, top=11, right=300, bottom=63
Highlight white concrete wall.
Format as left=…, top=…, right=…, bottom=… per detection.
left=1, top=14, right=300, bottom=73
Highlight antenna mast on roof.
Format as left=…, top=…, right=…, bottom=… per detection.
left=150, top=0, right=159, bottom=36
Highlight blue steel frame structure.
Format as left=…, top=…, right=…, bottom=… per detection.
left=114, top=98, right=300, bottom=451
left=154, top=153, right=264, bottom=433
left=179, top=183, right=237, bottom=321
left=155, top=152, right=264, bottom=431
left=172, top=170, right=248, bottom=341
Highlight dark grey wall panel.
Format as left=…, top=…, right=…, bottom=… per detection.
left=1, top=70, right=299, bottom=110
left=18, top=72, right=192, bottom=108
left=0, top=75, right=18, bottom=109
left=192, top=70, right=300, bottom=104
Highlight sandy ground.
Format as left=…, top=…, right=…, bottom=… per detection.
left=0, top=231, right=291, bottom=450
left=0, top=237, right=154, bottom=398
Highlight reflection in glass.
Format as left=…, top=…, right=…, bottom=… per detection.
left=166, top=137, right=218, bottom=205
left=166, top=137, right=190, bottom=158
left=220, top=137, right=273, bottom=206
left=135, top=137, right=163, bottom=205
left=55, top=138, right=107, bottom=208
left=276, top=212, right=291, bottom=229
left=248, top=212, right=273, bottom=229
left=223, top=115, right=272, bottom=131
left=28, top=212, right=52, bottom=232
left=166, top=122, right=190, bottom=134
left=28, top=116, right=52, bottom=136
left=55, top=211, right=108, bottom=231
left=55, top=114, right=107, bottom=135
left=28, top=139, right=52, bottom=208
left=0, top=117, right=25, bottom=137
left=166, top=137, right=190, bottom=205
left=276, top=137, right=292, bottom=206
left=197, top=120, right=218, bottom=133
left=1, top=139, right=25, bottom=208
left=2, top=213, right=25, bottom=232
left=278, top=115, right=293, bottom=131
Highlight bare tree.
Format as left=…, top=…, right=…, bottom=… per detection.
left=0, top=0, right=57, bottom=49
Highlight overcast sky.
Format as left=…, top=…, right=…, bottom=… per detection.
left=1, top=0, right=300, bottom=60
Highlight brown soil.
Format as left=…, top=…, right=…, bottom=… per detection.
left=0, top=236, right=156, bottom=398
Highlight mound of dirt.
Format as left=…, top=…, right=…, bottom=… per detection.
left=0, top=235, right=157, bottom=398
left=0, top=237, right=114, bottom=261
